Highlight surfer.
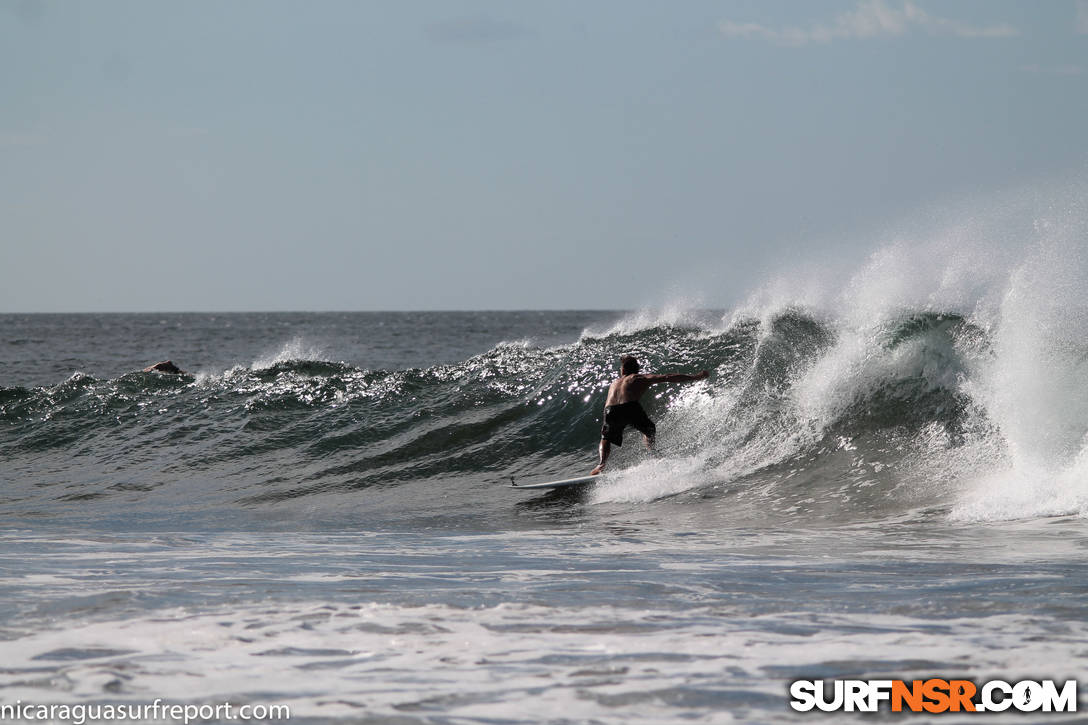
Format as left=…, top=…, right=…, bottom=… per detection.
left=591, top=355, right=709, bottom=475
left=143, top=360, right=188, bottom=375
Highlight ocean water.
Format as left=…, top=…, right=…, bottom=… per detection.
left=4, top=198, right=1088, bottom=722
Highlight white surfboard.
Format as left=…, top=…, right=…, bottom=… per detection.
left=508, top=474, right=603, bottom=490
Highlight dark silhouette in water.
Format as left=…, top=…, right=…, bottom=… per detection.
left=143, top=360, right=187, bottom=375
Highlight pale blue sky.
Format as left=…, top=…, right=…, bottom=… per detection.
left=2, top=1, right=1086, bottom=312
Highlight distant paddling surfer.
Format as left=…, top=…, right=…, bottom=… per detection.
left=143, top=360, right=187, bottom=375
left=591, top=355, right=709, bottom=475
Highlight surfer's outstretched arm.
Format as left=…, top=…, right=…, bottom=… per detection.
left=640, top=370, right=709, bottom=385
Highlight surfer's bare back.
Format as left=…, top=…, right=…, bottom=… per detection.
left=591, top=355, right=708, bottom=475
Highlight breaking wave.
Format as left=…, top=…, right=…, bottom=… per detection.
left=2, top=185, right=1086, bottom=527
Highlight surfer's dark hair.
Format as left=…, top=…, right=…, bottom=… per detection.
left=620, top=355, right=640, bottom=375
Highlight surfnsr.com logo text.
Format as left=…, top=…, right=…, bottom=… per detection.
left=790, top=679, right=1077, bottom=713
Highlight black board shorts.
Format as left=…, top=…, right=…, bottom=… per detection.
left=600, top=400, right=655, bottom=446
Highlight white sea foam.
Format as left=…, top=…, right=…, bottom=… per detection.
left=948, top=194, right=1088, bottom=521
left=590, top=455, right=712, bottom=503
left=4, top=515, right=1087, bottom=725
left=3, top=599, right=1083, bottom=722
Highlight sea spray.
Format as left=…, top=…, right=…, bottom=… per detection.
left=3, top=186, right=1087, bottom=526
left=952, top=232, right=1088, bottom=521
left=588, top=180, right=1088, bottom=521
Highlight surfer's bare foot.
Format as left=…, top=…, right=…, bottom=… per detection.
left=590, top=465, right=604, bottom=475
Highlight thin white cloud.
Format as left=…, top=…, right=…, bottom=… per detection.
left=1077, top=0, right=1088, bottom=35
left=719, top=0, right=1018, bottom=46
